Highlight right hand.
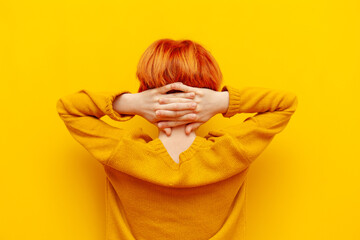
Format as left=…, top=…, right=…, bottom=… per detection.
left=157, top=84, right=229, bottom=135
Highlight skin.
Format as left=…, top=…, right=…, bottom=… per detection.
left=113, top=82, right=230, bottom=142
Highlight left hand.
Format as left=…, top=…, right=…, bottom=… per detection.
left=134, top=82, right=198, bottom=136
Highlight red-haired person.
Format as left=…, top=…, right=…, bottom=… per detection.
left=56, top=38, right=298, bottom=240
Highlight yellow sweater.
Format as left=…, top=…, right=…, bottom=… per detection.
left=56, top=85, right=298, bottom=240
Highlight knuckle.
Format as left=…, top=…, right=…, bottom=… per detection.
left=155, top=105, right=163, bottom=111
left=153, top=105, right=159, bottom=111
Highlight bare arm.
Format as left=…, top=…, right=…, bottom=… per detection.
left=112, top=93, right=138, bottom=116
left=216, top=91, right=230, bottom=115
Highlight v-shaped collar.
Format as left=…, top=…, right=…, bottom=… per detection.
left=147, top=135, right=206, bottom=170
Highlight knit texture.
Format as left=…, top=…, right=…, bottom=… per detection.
left=56, top=85, right=298, bottom=240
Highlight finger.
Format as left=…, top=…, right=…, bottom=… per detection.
left=158, top=96, right=195, bottom=105
left=158, top=120, right=191, bottom=129
left=156, top=102, right=197, bottom=111
left=156, top=109, right=195, bottom=118
left=164, top=128, right=171, bottom=136
left=169, top=82, right=196, bottom=93
left=156, top=110, right=197, bottom=120
left=185, top=122, right=202, bottom=135
left=158, top=97, right=194, bottom=104
left=158, top=82, right=196, bottom=94
left=157, top=82, right=183, bottom=94
left=161, top=92, right=196, bottom=99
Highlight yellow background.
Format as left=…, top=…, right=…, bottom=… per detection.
left=1, top=0, right=359, bottom=239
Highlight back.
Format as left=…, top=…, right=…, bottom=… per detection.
left=56, top=84, right=298, bottom=240
left=104, top=129, right=250, bottom=240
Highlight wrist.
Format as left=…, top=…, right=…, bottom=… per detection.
left=113, top=93, right=138, bottom=116
left=217, top=91, right=229, bottom=115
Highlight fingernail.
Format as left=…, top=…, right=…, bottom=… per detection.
left=191, top=103, right=196, bottom=107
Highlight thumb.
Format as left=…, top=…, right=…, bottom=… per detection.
left=164, top=127, right=172, bottom=136
left=185, top=123, right=201, bottom=135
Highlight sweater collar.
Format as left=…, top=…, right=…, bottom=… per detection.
left=148, top=135, right=205, bottom=170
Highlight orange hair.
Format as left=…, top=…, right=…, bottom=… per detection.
left=136, top=39, right=223, bottom=93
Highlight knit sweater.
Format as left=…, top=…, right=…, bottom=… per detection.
left=56, top=85, right=298, bottom=240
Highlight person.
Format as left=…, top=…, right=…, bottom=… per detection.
left=56, top=39, right=298, bottom=240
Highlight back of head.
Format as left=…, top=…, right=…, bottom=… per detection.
left=136, top=38, right=223, bottom=93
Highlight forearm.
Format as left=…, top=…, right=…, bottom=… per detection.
left=220, top=85, right=298, bottom=118
left=112, top=93, right=139, bottom=116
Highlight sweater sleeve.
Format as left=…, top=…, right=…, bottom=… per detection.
left=56, top=89, right=135, bottom=165
left=206, top=85, right=298, bottom=164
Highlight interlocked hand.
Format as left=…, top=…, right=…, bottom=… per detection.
left=136, top=82, right=198, bottom=136
left=155, top=82, right=225, bottom=136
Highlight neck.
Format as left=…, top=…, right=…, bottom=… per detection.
left=158, top=125, right=196, bottom=140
